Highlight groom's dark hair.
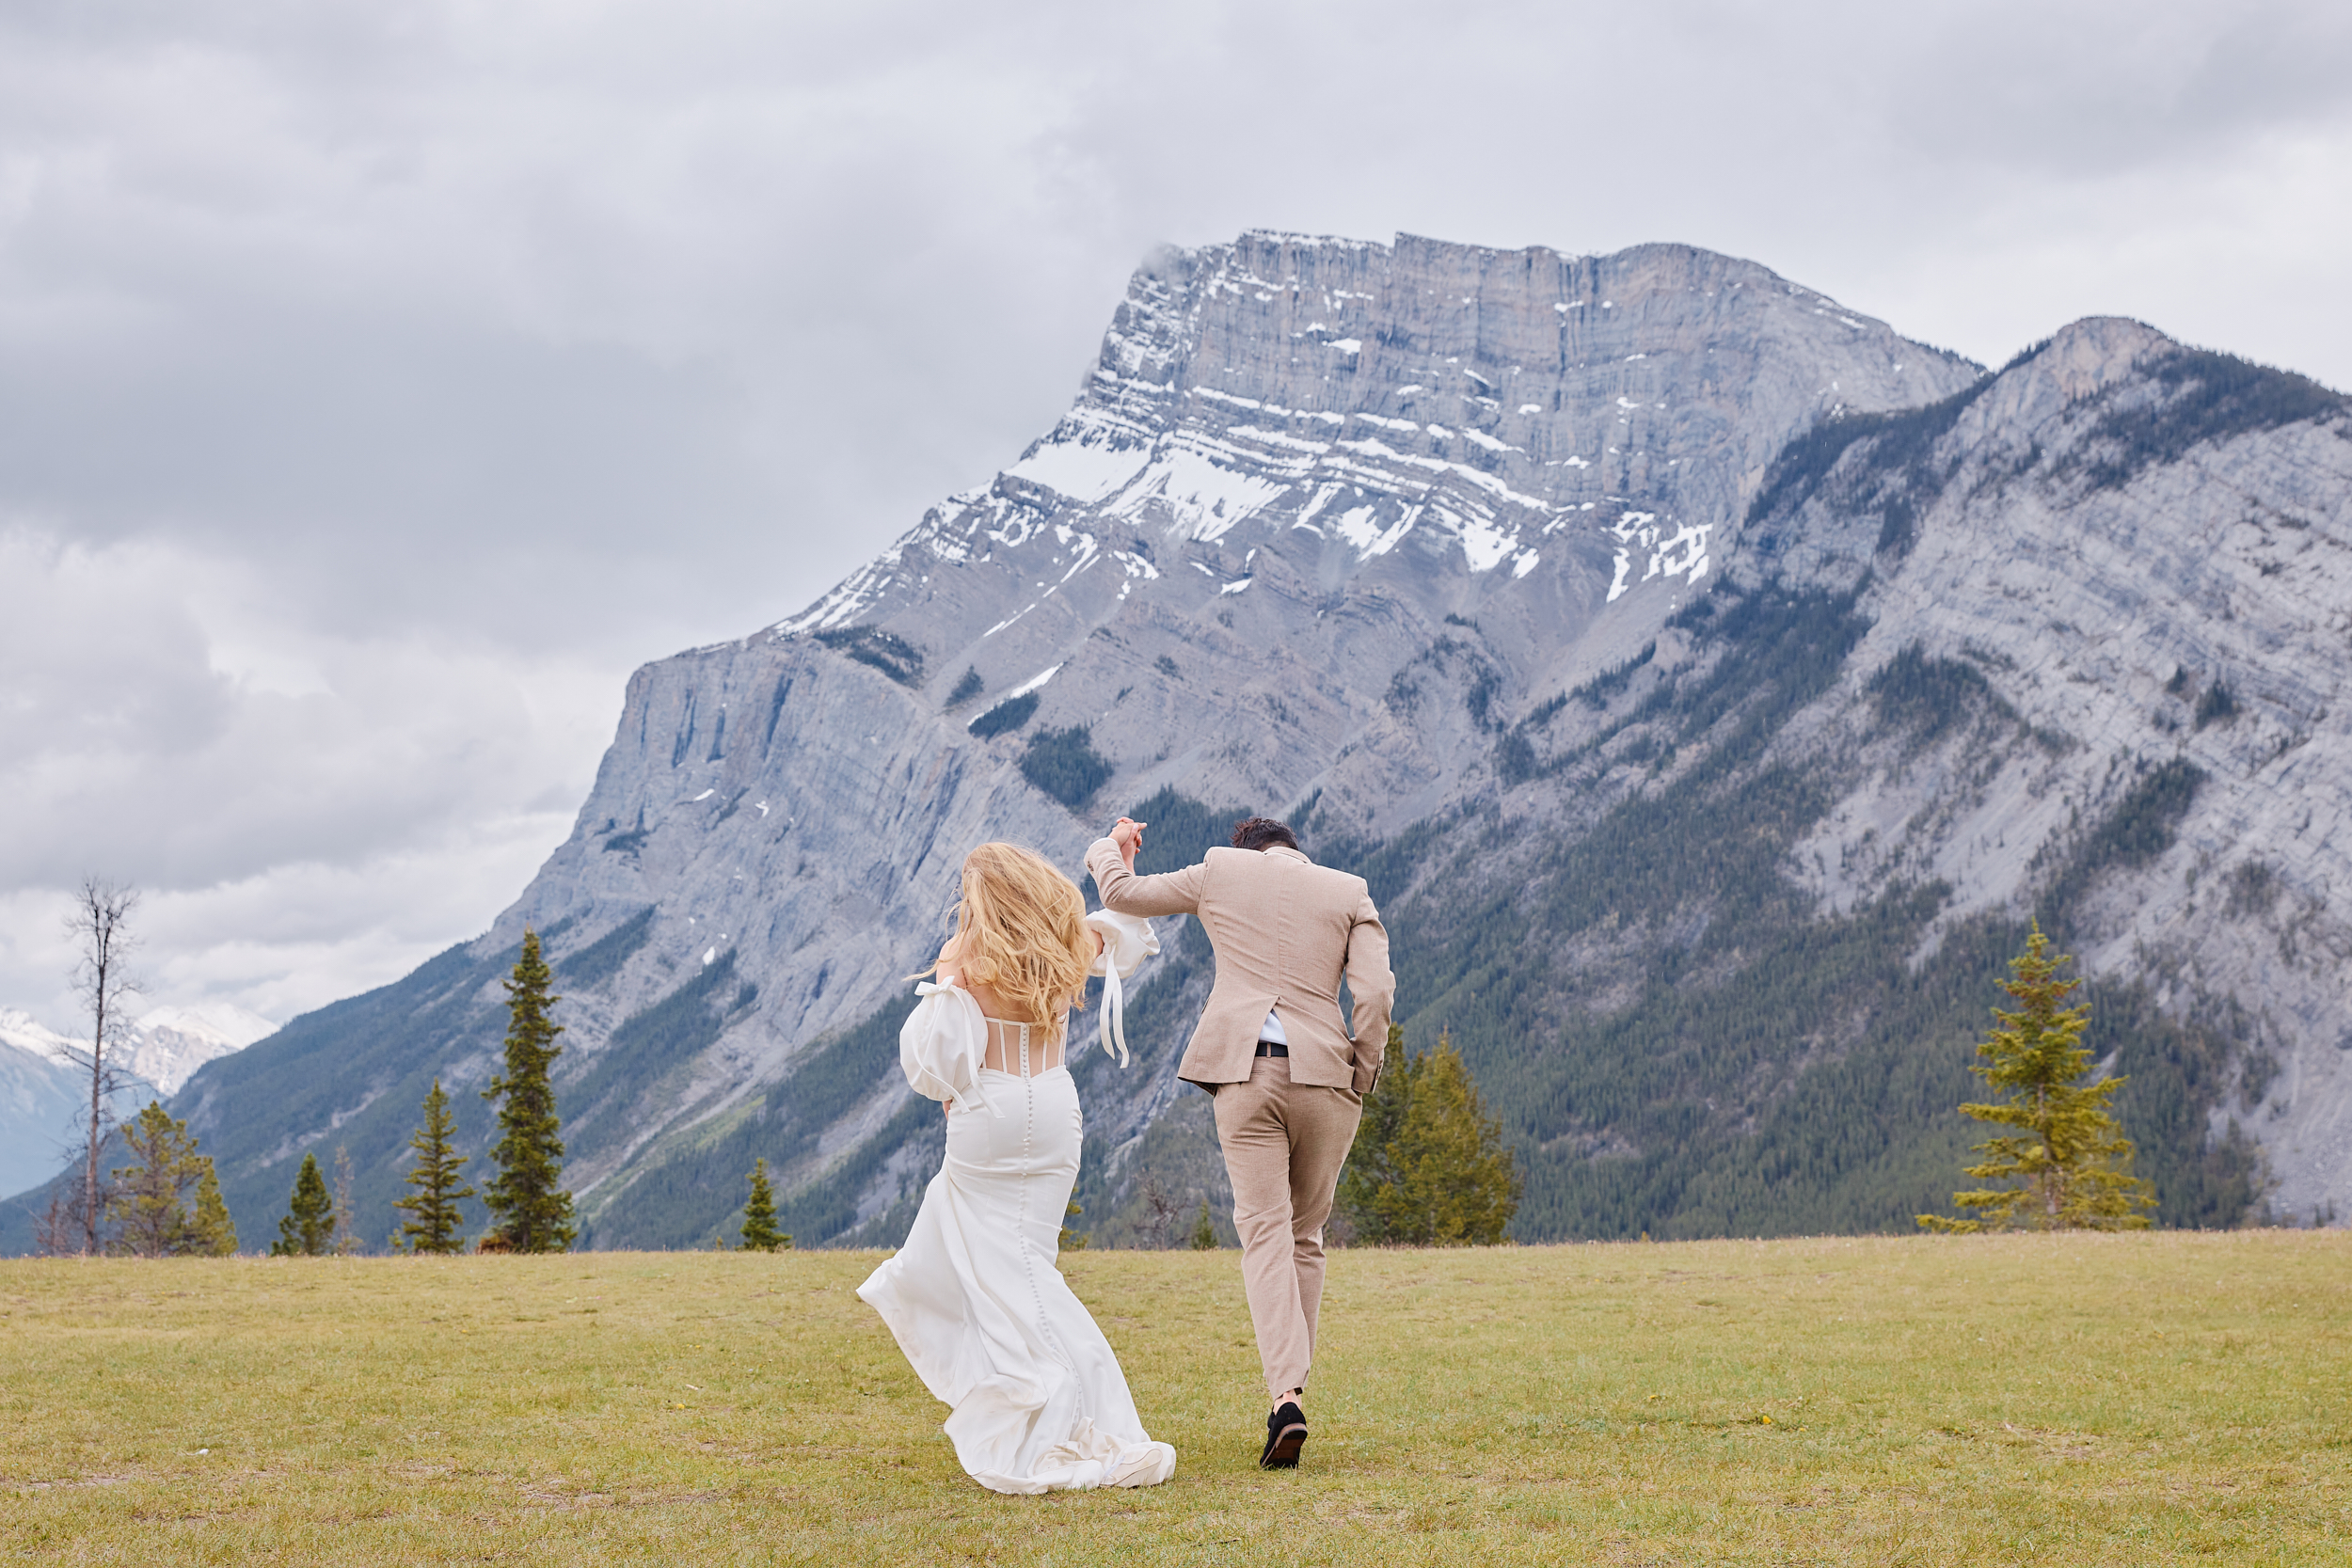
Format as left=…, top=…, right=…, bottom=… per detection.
left=1231, top=816, right=1299, bottom=853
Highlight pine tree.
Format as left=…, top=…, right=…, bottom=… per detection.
left=105, top=1101, right=218, bottom=1257
left=393, top=1079, right=476, bottom=1254
left=270, top=1151, right=337, bottom=1257
left=1189, top=1200, right=1219, bottom=1250
left=1059, top=1197, right=1088, bottom=1251
left=1339, top=1026, right=1521, bottom=1245
left=1919, top=925, right=2158, bottom=1233
left=190, top=1164, right=238, bottom=1256
left=480, top=929, right=576, bottom=1253
left=739, top=1158, right=789, bottom=1251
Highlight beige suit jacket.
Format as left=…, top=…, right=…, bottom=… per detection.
left=1085, top=840, right=1394, bottom=1093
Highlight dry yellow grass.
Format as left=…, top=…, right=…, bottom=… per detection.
left=3, top=1230, right=2347, bottom=1564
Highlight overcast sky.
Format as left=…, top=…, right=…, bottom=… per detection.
left=5, top=0, right=2348, bottom=1035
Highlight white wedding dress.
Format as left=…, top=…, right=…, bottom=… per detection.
left=858, top=910, right=1178, bottom=1494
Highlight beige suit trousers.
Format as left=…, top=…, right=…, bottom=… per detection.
left=1213, top=1053, right=1363, bottom=1401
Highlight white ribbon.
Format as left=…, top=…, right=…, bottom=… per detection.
left=1083, top=910, right=1158, bottom=1070
left=1096, top=959, right=1131, bottom=1069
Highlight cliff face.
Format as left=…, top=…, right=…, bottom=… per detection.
left=1754, top=319, right=2352, bottom=1216
left=118, top=231, right=2350, bottom=1255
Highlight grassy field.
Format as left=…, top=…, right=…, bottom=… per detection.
left=3, top=1231, right=2346, bottom=1565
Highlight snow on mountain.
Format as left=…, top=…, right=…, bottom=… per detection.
left=0, top=1003, right=275, bottom=1201
left=125, top=1004, right=278, bottom=1096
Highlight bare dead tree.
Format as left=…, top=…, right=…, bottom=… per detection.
left=64, top=878, right=140, bottom=1259
left=1139, top=1174, right=1182, bottom=1250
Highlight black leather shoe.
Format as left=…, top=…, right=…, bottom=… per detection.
left=1260, top=1401, right=1308, bottom=1469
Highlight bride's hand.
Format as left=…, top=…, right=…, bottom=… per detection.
left=1110, top=816, right=1146, bottom=870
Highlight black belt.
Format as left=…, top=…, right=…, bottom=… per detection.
left=1255, top=1041, right=1288, bottom=1057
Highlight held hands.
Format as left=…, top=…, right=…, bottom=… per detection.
left=1110, top=816, right=1147, bottom=872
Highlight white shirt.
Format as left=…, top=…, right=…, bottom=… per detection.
left=1258, top=1009, right=1287, bottom=1045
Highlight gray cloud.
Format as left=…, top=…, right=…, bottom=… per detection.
left=5, top=0, right=2346, bottom=1031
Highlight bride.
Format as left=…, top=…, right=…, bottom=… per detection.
left=858, top=841, right=1177, bottom=1494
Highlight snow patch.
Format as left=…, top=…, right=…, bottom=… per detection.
left=1604, top=510, right=1712, bottom=600
left=1123, top=445, right=1292, bottom=543
left=1007, top=663, right=1063, bottom=698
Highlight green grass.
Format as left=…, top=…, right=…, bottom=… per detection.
left=4, top=1232, right=2347, bottom=1564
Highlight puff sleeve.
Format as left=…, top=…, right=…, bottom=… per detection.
left=898, top=980, right=999, bottom=1117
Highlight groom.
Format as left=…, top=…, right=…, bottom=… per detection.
left=1087, top=813, right=1393, bottom=1470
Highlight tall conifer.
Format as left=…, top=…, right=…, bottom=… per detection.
left=394, top=1079, right=477, bottom=1254
left=190, top=1164, right=238, bottom=1256
left=481, top=929, right=576, bottom=1253
left=1339, top=1026, right=1520, bottom=1245
left=1919, top=925, right=2158, bottom=1232
left=738, top=1158, right=788, bottom=1251
left=270, top=1151, right=336, bottom=1257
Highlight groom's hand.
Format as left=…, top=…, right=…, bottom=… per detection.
left=1110, top=816, right=1146, bottom=871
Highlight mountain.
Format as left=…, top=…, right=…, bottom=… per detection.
left=122, top=1005, right=278, bottom=1096
left=10, top=230, right=2346, bottom=1255
left=0, top=1003, right=268, bottom=1202
left=1, top=1006, right=273, bottom=1203
left=0, top=1023, right=96, bottom=1203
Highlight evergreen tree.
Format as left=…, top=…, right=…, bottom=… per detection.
left=1059, top=1197, right=1088, bottom=1251
left=393, top=1079, right=476, bottom=1254
left=739, top=1158, right=789, bottom=1251
left=1189, top=1200, right=1219, bottom=1250
left=1919, top=925, right=2158, bottom=1233
left=1339, top=1026, right=1521, bottom=1245
left=480, top=929, right=576, bottom=1253
left=105, top=1101, right=218, bottom=1257
left=190, top=1164, right=238, bottom=1256
left=270, top=1151, right=337, bottom=1257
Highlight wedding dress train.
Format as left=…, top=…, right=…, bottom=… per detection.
left=857, top=911, right=1176, bottom=1495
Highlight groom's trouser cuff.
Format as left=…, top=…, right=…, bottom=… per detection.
left=1213, top=1054, right=1364, bottom=1401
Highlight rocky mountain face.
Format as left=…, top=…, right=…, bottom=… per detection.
left=119, top=1005, right=276, bottom=1096
left=39, top=230, right=2344, bottom=1256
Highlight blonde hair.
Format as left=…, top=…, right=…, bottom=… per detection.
left=925, top=842, right=1092, bottom=1029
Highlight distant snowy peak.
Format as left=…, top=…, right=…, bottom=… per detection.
left=134, top=1003, right=277, bottom=1049
left=0, top=1003, right=274, bottom=1097
left=0, top=1007, right=78, bottom=1066
left=129, top=1005, right=277, bottom=1096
